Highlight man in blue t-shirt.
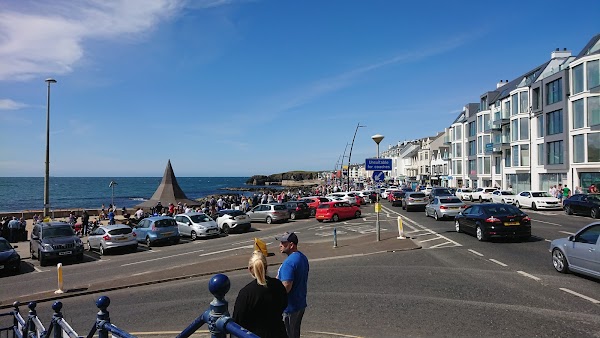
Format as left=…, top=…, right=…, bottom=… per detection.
left=276, top=232, right=309, bottom=338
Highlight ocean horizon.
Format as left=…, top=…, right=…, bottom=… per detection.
left=0, top=177, right=270, bottom=213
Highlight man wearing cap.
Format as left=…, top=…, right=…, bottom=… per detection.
left=275, top=232, right=309, bottom=338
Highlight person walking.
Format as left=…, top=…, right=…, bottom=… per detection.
left=232, top=251, right=288, bottom=338
left=275, top=232, right=309, bottom=338
left=82, top=210, right=90, bottom=236
left=108, top=208, right=115, bottom=225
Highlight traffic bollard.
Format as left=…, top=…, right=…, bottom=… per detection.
left=55, top=263, right=64, bottom=294
left=333, top=227, right=338, bottom=248
left=397, top=216, right=406, bottom=239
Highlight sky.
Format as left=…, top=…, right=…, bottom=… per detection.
left=1, top=0, right=599, bottom=177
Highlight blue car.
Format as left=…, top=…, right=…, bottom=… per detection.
left=133, top=216, right=180, bottom=247
left=0, top=237, right=21, bottom=275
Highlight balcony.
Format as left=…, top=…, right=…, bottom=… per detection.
left=443, top=136, right=451, bottom=144
left=492, top=111, right=509, bottom=128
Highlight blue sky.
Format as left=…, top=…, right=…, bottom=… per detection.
left=1, top=0, right=598, bottom=177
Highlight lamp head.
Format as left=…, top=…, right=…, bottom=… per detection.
left=45, top=78, right=57, bottom=84
left=371, top=134, right=384, bottom=144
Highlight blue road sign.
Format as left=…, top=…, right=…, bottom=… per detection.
left=366, top=158, right=392, bottom=171
left=372, top=170, right=385, bottom=182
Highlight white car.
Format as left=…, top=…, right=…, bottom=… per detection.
left=380, top=189, right=397, bottom=199
left=514, top=191, right=562, bottom=210
left=174, top=212, right=220, bottom=240
left=216, top=209, right=252, bottom=234
left=471, top=187, right=497, bottom=202
left=422, top=187, right=433, bottom=196
left=327, top=192, right=359, bottom=205
left=490, top=190, right=517, bottom=204
left=455, top=188, right=473, bottom=201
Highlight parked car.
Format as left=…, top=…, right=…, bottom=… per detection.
left=422, top=187, right=433, bottom=196
left=246, top=203, right=290, bottom=224
left=389, top=191, right=407, bottom=207
left=133, top=216, right=180, bottom=247
left=514, top=191, right=562, bottom=210
left=300, top=196, right=331, bottom=216
left=315, top=201, right=361, bottom=222
left=490, top=190, right=517, bottom=204
left=327, top=192, right=360, bottom=206
left=455, top=203, right=531, bottom=241
left=356, top=190, right=376, bottom=203
left=471, top=187, right=497, bottom=202
left=563, top=194, right=600, bottom=218
left=425, top=196, right=466, bottom=221
left=87, top=224, right=137, bottom=255
left=551, top=222, right=600, bottom=278
left=30, top=222, right=85, bottom=266
left=402, top=192, right=429, bottom=211
left=0, top=237, right=21, bottom=274
left=216, top=209, right=252, bottom=233
left=175, top=212, right=220, bottom=240
left=428, top=187, right=454, bottom=202
left=455, top=188, right=474, bottom=201
left=284, top=201, right=311, bottom=220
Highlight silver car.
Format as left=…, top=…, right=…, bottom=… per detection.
left=402, top=192, right=429, bottom=211
left=551, top=222, right=600, bottom=279
left=246, top=203, right=290, bottom=224
left=425, top=196, right=466, bottom=221
left=87, top=224, right=138, bottom=255
left=175, top=212, right=220, bottom=240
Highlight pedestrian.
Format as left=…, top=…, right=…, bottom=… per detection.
left=575, top=186, right=582, bottom=194
left=82, top=210, right=90, bottom=236
left=275, top=232, right=309, bottom=338
left=108, top=208, right=115, bottom=225
left=8, top=217, right=20, bottom=243
left=590, top=184, right=598, bottom=193
left=563, top=184, right=571, bottom=200
left=232, top=251, right=288, bottom=338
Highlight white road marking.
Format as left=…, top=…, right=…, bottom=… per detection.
left=199, top=245, right=254, bottom=257
left=559, top=288, right=600, bottom=304
left=489, top=259, right=507, bottom=267
left=429, top=241, right=454, bottom=249
left=545, top=239, right=552, bottom=242
left=559, top=231, right=575, bottom=235
left=121, top=248, right=206, bottom=267
left=33, top=266, right=43, bottom=272
left=419, top=237, right=443, bottom=243
left=517, top=270, right=541, bottom=281
left=532, top=219, right=563, bottom=226
left=468, top=249, right=484, bottom=257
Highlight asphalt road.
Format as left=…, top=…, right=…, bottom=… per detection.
left=2, top=200, right=600, bottom=337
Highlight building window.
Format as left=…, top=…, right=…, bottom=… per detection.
left=477, top=116, right=483, bottom=133
left=454, top=143, right=462, bottom=157
left=494, top=156, right=501, bottom=174
left=511, top=119, right=519, bottom=141
left=455, top=125, right=462, bottom=140
left=469, top=159, right=476, bottom=175
left=454, top=160, right=463, bottom=174
left=589, top=96, right=600, bottom=127
left=547, top=110, right=563, bottom=135
left=519, top=92, right=529, bottom=113
left=573, top=99, right=585, bottom=129
left=520, top=144, right=529, bottom=167
left=512, top=145, right=519, bottom=167
left=469, top=121, right=476, bottom=137
left=588, top=60, right=600, bottom=90
left=589, top=133, right=600, bottom=163
left=546, top=79, right=562, bottom=105
left=519, top=117, right=529, bottom=140
left=547, top=140, right=564, bottom=164
left=532, top=87, right=541, bottom=110
left=469, top=140, right=476, bottom=156
left=537, top=115, right=544, bottom=137
left=484, top=157, right=491, bottom=174
left=505, top=148, right=511, bottom=168
left=504, top=101, right=510, bottom=118
left=484, top=114, right=490, bottom=132
left=573, top=135, right=585, bottom=163
left=511, top=94, right=518, bottom=116
left=573, top=64, right=584, bottom=94
left=537, top=144, right=544, bottom=165
left=478, top=136, right=483, bottom=155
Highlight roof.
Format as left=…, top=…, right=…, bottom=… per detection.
left=575, top=33, right=600, bottom=60
left=135, top=160, right=202, bottom=208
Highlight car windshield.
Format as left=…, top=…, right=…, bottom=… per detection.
left=482, top=205, right=523, bottom=216
left=190, top=214, right=213, bottom=223
left=0, top=239, right=13, bottom=252
left=461, top=189, right=472, bottom=192
left=440, top=198, right=461, bottom=204
left=154, top=219, right=176, bottom=228
left=501, top=191, right=514, bottom=195
left=410, top=193, right=426, bottom=198
left=532, top=192, right=552, bottom=198
left=109, top=227, right=132, bottom=235
left=43, top=227, right=75, bottom=238
left=273, top=205, right=287, bottom=211
left=435, top=189, right=452, bottom=194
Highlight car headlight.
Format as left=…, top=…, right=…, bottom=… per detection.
left=42, top=243, right=53, bottom=250
left=75, top=238, right=83, bottom=246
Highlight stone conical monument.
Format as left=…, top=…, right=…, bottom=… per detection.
left=135, top=160, right=200, bottom=209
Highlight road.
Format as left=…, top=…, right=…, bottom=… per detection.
left=1, top=200, right=600, bottom=337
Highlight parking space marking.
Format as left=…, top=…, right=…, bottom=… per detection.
left=121, top=248, right=206, bottom=267
left=419, top=236, right=444, bottom=243
left=559, top=288, right=600, bottom=304
left=468, top=249, right=484, bottom=256
left=33, top=266, right=43, bottom=272
left=429, top=241, right=455, bottom=249
left=517, top=270, right=541, bottom=281
left=489, top=259, right=507, bottom=267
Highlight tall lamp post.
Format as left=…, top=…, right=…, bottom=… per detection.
left=372, top=134, right=384, bottom=242
left=347, top=123, right=366, bottom=191
left=43, top=78, right=57, bottom=218
left=109, top=180, right=118, bottom=208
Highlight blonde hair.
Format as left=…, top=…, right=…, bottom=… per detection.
left=249, top=251, right=268, bottom=286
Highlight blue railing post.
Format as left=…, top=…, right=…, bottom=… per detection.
left=12, top=301, right=21, bottom=338
left=206, top=274, right=230, bottom=338
left=26, top=302, right=37, bottom=338
left=95, top=296, right=110, bottom=338
left=51, top=302, right=63, bottom=338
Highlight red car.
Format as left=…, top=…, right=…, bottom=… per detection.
left=300, top=196, right=331, bottom=216
left=315, top=201, right=361, bottom=222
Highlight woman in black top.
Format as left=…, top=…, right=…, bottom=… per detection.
left=233, top=251, right=287, bottom=338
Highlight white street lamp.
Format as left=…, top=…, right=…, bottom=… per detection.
left=109, top=180, right=118, bottom=208
left=44, top=78, right=57, bottom=218
left=372, top=134, right=384, bottom=241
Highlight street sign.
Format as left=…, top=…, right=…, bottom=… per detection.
left=372, top=170, right=385, bottom=182
left=366, top=158, right=392, bottom=171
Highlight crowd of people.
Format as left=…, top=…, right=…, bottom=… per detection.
left=0, top=216, right=27, bottom=243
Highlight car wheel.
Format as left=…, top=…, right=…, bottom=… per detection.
left=515, top=201, right=521, bottom=208
left=564, top=205, right=573, bottom=215
left=476, top=225, right=486, bottom=241
left=190, top=230, right=197, bottom=241
left=552, top=248, right=569, bottom=273
left=290, top=212, right=297, bottom=220
left=354, top=211, right=361, bottom=218
left=310, top=209, right=316, bottom=217
left=266, top=216, right=273, bottom=224
left=99, top=245, right=105, bottom=256
left=455, top=220, right=461, bottom=233
left=86, top=241, right=92, bottom=251
left=434, top=211, right=439, bottom=221
left=39, top=251, right=47, bottom=267
left=591, top=208, right=599, bottom=219
left=332, top=214, right=339, bottom=222
left=146, top=236, right=152, bottom=248
left=532, top=202, right=537, bottom=211
left=222, top=224, right=230, bottom=235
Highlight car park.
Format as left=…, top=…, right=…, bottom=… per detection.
left=283, top=201, right=311, bottom=220
left=490, top=190, right=517, bottom=204
left=0, top=237, right=21, bottom=274
left=550, top=222, right=600, bottom=278
left=470, top=187, right=497, bottom=202
left=514, top=191, right=562, bottom=210
left=246, top=203, right=290, bottom=224
left=315, top=201, right=361, bottom=222
left=455, top=188, right=473, bottom=201
left=175, top=212, right=220, bottom=240
left=216, top=209, right=252, bottom=233
left=563, top=194, right=600, bottom=218
left=87, top=224, right=137, bottom=255
left=455, top=203, right=531, bottom=241
left=30, top=222, right=85, bottom=266
left=402, top=192, right=429, bottom=211
left=133, top=216, right=180, bottom=247
left=425, top=196, right=466, bottom=221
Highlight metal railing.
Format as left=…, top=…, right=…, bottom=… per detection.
left=0, top=274, right=258, bottom=338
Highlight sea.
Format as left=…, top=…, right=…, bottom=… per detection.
left=0, top=177, right=273, bottom=212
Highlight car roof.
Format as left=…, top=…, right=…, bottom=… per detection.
left=98, top=224, right=131, bottom=230
left=145, top=215, right=175, bottom=221
left=39, top=221, right=71, bottom=228
left=175, top=212, right=205, bottom=217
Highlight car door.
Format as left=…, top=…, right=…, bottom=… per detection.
left=517, top=192, right=530, bottom=207
left=247, top=206, right=259, bottom=221
left=134, top=220, right=149, bottom=242
left=569, top=195, right=583, bottom=214
left=465, top=205, right=482, bottom=234
left=176, top=215, right=191, bottom=236
left=88, top=228, right=105, bottom=250
left=566, top=224, right=600, bottom=273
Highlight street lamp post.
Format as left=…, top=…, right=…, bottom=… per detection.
left=44, top=78, right=57, bottom=218
left=109, top=180, right=118, bottom=208
left=372, top=134, right=384, bottom=242
left=347, top=123, right=366, bottom=192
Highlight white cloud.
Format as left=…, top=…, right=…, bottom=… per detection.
left=0, top=99, right=28, bottom=110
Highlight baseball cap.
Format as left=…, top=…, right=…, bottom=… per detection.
left=275, top=231, right=298, bottom=244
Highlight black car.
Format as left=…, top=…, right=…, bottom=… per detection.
left=455, top=203, right=531, bottom=241
left=429, top=187, right=454, bottom=202
left=0, top=237, right=21, bottom=275
left=283, top=201, right=311, bottom=220
left=563, top=194, right=600, bottom=218
left=390, top=191, right=407, bottom=207
left=30, top=222, right=85, bottom=266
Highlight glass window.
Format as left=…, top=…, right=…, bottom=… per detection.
left=504, top=101, right=510, bottom=118
left=494, top=156, right=501, bottom=174
left=589, top=96, right=600, bottom=127
left=455, top=125, right=462, bottom=140
left=537, top=144, right=544, bottom=165
left=511, top=94, right=518, bottom=116
left=588, top=60, right=600, bottom=90
left=478, top=136, right=483, bottom=155
left=547, top=140, right=564, bottom=164
left=520, top=144, right=529, bottom=167
left=546, top=79, right=562, bottom=105
left=520, top=118, right=529, bottom=140
left=532, top=87, right=541, bottom=110
left=519, top=92, right=528, bottom=113
left=537, top=115, right=544, bottom=137
left=512, top=145, right=519, bottom=167
left=483, top=114, right=490, bottom=132
left=469, top=140, right=476, bottom=156
left=572, top=64, right=584, bottom=94
left=573, top=99, right=585, bottom=129
left=573, top=135, right=585, bottom=163
left=505, top=148, right=511, bottom=168
left=477, top=158, right=483, bottom=174
left=484, top=157, right=491, bottom=174
left=469, top=159, right=476, bottom=175
left=511, top=119, right=519, bottom=141
left=454, top=143, right=462, bottom=157
left=477, top=116, right=483, bottom=133
left=588, top=133, right=600, bottom=163
left=469, top=121, right=476, bottom=136
left=547, top=110, right=563, bottom=135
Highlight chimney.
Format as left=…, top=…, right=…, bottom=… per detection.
left=496, top=80, right=505, bottom=89
left=551, top=47, right=571, bottom=59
